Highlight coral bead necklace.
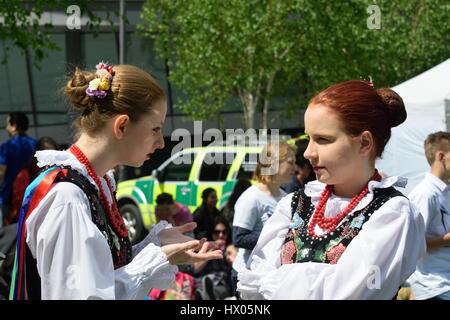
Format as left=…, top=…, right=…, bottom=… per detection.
left=307, top=171, right=382, bottom=238
left=70, top=144, right=128, bottom=238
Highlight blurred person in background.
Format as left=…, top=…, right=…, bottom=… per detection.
left=4, top=136, right=58, bottom=225
left=408, top=131, right=450, bottom=300
left=231, top=141, right=295, bottom=296
left=0, top=112, right=37, bottom=227
left=193, top=188, right=222, bottom=240
left=283, top=139, right=316, bottom=193
left=155, top=192, right=194, bottom=237
left=192, top=216, right=234, bottom=300
left=220, top=178, right=252, bottom=226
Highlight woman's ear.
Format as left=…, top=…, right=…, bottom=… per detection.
left=436, top=151, right=448, bottom=173
left=112, top=115, right=130, bottom=139
left=359, top=131, right=374, bottom=157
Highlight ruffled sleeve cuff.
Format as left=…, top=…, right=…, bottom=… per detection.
left=237, top=256, right=278, bottom=300
left=115, top=243, right=178, bottom=300
left=132, top=221, right=171, bottom=257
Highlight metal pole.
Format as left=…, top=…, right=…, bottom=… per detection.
left=117, top=0, right=126, bottom=182
left=119, top=0, right=125, bottom=64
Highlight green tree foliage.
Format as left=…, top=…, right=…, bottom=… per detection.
left=140, top=0, right=449, bottom=129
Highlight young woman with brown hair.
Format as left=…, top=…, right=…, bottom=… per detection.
left=10, top=63, right=221, bottom=300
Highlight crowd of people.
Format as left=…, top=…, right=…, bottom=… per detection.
left=0, top=62, right=448, bottom=301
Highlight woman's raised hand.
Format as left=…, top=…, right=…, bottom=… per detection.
left=161, top=239, right=223, bottom=265
left=158, top=222, right=198, bottom=246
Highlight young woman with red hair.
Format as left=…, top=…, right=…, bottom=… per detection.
left=237, top=80, right=426, bottom=300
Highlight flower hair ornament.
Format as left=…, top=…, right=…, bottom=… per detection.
left=86, top=62, right=115, bottom=99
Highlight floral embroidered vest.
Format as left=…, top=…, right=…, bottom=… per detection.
left=61, top=167, right=132, bottom=268
left=281, top=186, right=404, bottom=265
left=42, top=166, right=133, bottom=268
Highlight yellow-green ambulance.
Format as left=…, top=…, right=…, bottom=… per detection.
left=117, top=145, right=263, bottom=243
left=117, top=135, right=307, bottom=243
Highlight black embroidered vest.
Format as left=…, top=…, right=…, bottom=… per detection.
left=25, top=166, right=132, bottom=299
left=280, top=187, right=404, bottom=265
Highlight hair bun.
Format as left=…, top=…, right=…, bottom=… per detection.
left=65, top=68, right=97, bottom=112
left=376, top=88, right=407, bottom=128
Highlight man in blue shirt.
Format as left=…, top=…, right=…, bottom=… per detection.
left=0, top=112, right=37, bottom=227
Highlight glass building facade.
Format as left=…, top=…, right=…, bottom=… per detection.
left=0, top=0, right=300, bottom=147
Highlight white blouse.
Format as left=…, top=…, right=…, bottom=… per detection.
left=237, top=177, right=426, bottom=300
left=25, top=150, right=177, bottom=300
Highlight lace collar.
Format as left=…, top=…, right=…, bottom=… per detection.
left=35, top=150, right=116, bottom=191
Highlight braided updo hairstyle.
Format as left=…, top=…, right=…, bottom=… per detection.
left=65, top=65, right=165, bottom=135
left=308, top=80, right=407, bottom=158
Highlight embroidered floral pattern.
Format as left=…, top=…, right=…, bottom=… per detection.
left=314, top=249, right=326, bottom=262
left=294, top=236, right=305, bottom=257
left=280, top=187, right=400, bottom=266
left=325, top=238, right=343, bottom=251
left=350, top=214, right=365, bottom=229
left=325, top=243, right=346, bottom=264
left=289, top=212, right=304, bottom=229
left=340, top=223, right=359, bottom=240
left=281, top=240, right=296, bottom=264
left=297, top=248, right=311, bottom=261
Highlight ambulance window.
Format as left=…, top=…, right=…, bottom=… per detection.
left=237, top=153, right=258, bottom=179
left=160, top=152, right=196, bottom=181
left=199, top=152, right=236, bottom=181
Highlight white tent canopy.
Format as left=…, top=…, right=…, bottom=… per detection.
left=376, top=58, right=450, bottom=195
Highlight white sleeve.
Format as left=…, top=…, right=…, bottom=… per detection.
left=237, top=193, right=292, bottom=299
left=114, top=242, right=178, bottom=300
left=238, top=196, right=426, bottom=300
left=28, top=182, right=176, bottom=300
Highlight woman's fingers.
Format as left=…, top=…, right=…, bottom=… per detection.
left=162, top=240, right=198, bottom=257
left=189, top=249, right=223, bottom=262
left=198, top=240, right=210, bottom=254
left=197, top=238, right=207, bottom=250
left=181, top=239, right=201, bottom=251
left=176, top=222, right=197, bottom=234
left=162, top=238, right=224, bottom=265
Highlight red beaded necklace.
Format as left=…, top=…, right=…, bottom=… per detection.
left=69, top=144, right=128, bottom=238
left=307, top=171, right=382, bottom=238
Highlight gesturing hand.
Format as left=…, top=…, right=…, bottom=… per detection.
left=158, top=222, right=198, bottom=246
left=161, top=239, right=223, bottom=265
